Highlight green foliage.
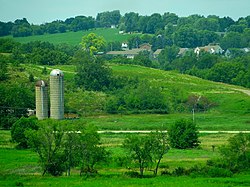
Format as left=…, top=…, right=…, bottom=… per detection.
left=81, top=33, right=106, bottom=55
left=96, top=10, right=121, bottom=27
left=124, top=12, right=140, bottom=33
left=124, top=171, right=141, bottom=178
left=106, top=80, right=169, bottom=114
left=65, top=89, right=107, bottom=116
left=206, top=167, right=233, bottom=178
left=26, top=120, right=67, bottom=176
left=0, top=38, right=19, bottom=53
left=168, top=119, right=200, bottom=149
left=172, top=166, right=187, bottom=176
left=207, top=62, right=245, bottom=84
left=0, top=55, right=9, bottom=81
left=41, top=66, right=47, bottom=75
left=10, top=116, right=38, bottom=149
left=173, top=27, right=199, bottom=48
left=133, top=51, right=153, bottom=67
left=28, top=73, right=34, bottom=82
left=123, top=131, right=169, bottom=177
left=25, top=120, right=109, bottom=176
left=0, top=83, right=34, bottom=129
left=77, top=125, right=110, bottom=175
left=158, top=45, right=180, bottom=69
left=219, top=133, right=250, bottom=171
left=74, top=51, right=112, bottom=91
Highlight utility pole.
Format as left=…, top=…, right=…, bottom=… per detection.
left=192, top=95, right=201, bottom=123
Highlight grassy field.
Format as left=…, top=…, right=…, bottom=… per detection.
left=1, top=130, right=250, bottom=186
left=4, top=28, right=139, bottom=45
left=79, top=113, right=250, bottom=131
left=14, top=63, right=250, bottom=131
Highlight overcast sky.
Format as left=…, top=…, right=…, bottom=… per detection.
left=0, top=0, right=249, bottom=24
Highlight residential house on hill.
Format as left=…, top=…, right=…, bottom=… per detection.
left=242, top=48, right=250, bottom=53
left=121, top=43, right=128, bottom=50
left=194, top=44, right=224, bottom=56
left=153, top=49, right=162, bottom=59
left=139, top=43, right=152, bottom=51
left=153, top=48, right=191, bottom=60
left=178, top=48, right=190, bottom=56
left=107, top=43, right=152, bottom=59
left=107, top=48, right=148, bottom=59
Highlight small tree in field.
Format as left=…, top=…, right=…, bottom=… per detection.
left=123, top=131, right=169, bottom=177
left=77, top=125, right=110, bottom=175
left=219, top=133, right=250, bottom=171
left=168, top=119, right=200, bottom=149
left=26, top=120, right=67, bottom=176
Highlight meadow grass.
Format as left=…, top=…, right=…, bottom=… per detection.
left=1, top=174, right=250, bottom=187
left=1, top=130, right=250, bottom=187
left=80, top=112, right=250, bottom=131
left=4, top=28, right=140, bottom=45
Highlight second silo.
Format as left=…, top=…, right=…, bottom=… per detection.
left=50, top=69, right=64, bottom=119
left=35, top=80, right=48, bottom=120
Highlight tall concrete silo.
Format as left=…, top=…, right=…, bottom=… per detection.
left=35, top=80, right=48, bottom=120
left=50, top=69, right=64, bottom=120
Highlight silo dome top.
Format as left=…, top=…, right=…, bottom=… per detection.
left=50, top=69, right=64, bottom=77
left=35, top=80, right=47, bottom=87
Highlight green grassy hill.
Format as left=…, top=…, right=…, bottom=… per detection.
left=4, top=28, right=139, bottom=45
left=16, top=63, right=250, bottom=131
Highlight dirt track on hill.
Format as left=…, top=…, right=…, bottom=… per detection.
left=234, top=88, right=250, bottom=96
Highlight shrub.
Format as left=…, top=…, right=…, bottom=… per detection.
left=161, top=170, right=171, bottom=176
left=124, top=171, right=141, bottom=178
left=11, top=116, right=38, bottom=148
left=168, top=119, right=200, bottom=149
left=172, top=166, right=189, bottom=176
left=207, top=167, right=233, bottom=178
left=219, top=133, right=250, bottom=172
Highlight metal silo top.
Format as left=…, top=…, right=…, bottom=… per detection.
left=35, top=80, right=47, bottom=87
left=50, top=69, right=64, bottom=76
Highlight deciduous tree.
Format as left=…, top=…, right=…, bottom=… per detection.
left=123, top=131, right=169, bottom=177
left=168, top=119, right=200, bottom=149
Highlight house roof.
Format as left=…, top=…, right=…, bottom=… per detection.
left=195, top=44, right=223, bottom=54
left=153, top=49, right=162, bottom=55
left=139, top=43, right=152, bottom=50
left=107, top=48, right=147, bottom=56
left=178, top=48, right=189, bottom=55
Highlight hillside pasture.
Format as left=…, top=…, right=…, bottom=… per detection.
left=4, top=28, right=139, bottom=45
left=17, top=63, right=250, bottom=131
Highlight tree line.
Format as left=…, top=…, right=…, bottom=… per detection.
left=0, top=11, right=250, bottom=48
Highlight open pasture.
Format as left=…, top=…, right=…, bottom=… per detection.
left=1, top=130, right=250, bottom=187
left=5, top=28, right=139, bottom=45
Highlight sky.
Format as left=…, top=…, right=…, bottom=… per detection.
left=0, top=0, right=250, bottom=24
